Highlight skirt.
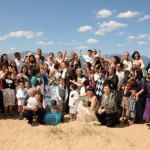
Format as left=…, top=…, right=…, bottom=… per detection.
left=143, top=98, right=150, bottom=122
left=3, top=88, right=15, bottom=106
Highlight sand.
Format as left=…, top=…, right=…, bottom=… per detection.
left=0, top=114, right=150, bottom=150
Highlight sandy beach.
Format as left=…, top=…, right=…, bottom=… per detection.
left=0, top=114, right=150, bottom=150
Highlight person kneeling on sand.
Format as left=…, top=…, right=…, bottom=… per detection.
left=95, top=85, right=120, bottom=127
left=23, top=88, right=38, bottom=124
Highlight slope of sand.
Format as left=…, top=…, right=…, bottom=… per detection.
left=0, top=114, right=150, bottom=150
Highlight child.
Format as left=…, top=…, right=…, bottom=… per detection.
left=16, top=81, right=27, bottom=119
left=69, top=84, right=79, bottom=121
left=55, top=77, right=68, bottom=122
left=126, top=88, right=137, bottom=125
left=44, top=100, right=61, bottom=125
left=120, top=82, right=131, bottom=122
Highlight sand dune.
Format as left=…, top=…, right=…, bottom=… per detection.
left=0, top=114, right=150, bottom=150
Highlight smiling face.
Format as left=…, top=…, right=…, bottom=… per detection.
left=103, top=85, right=111, bottom=95
left=134, top=52, right=140, bottom=60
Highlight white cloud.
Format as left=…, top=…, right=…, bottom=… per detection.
left=78, top=25, right=93, bottom=32
left=136, top=41, right=149, bottom=45
left=95, top=20, right=127, bottom=35
left=76, top=46, right=87, bottom=50
left=127, top=34, right=150, bottom=40
left=116, top=11, right=140, bottom=18
left=96, top=9, right=112, bottom=18
left=0, top=31, right=43, bottom=40
left=117, top=32, right=125, bottom=36
left=137, top=15, right=150, bottom=22
left=117, top=43, right=126, bottom=47
left=10, top=47, right=15, bottom=50
left=86, top=38, right=98, bottom=44
left=36, top=41, right=54, bottom=45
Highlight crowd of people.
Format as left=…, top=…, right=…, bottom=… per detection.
left=0, top=48, right=150, bottom=127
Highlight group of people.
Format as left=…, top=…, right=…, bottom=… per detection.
left=0, top=48, right=150, bottom=127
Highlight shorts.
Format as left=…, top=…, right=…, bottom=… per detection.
left=121, top=96, right=128, bottom=108
left=18, top=99, right=25, bottom=106
left=69, top=106, right=77, bottom=114
left=126, top=110, right=136, bottom=119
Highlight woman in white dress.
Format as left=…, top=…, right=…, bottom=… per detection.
left=77, top=86, right=99, bottom=124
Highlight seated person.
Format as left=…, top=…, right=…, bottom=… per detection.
left=44, top=100, right=62, bottom=125
left=95, top=85, right=119, bottom=127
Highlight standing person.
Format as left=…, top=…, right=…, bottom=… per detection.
left=0, top=77, right=4, bottom=113
left=16, top=81, right=27, bottom=119
left=69, top=84, right=79, bottom=121
left=122, top=51, right=132, bottom=71
left=116, top=62, right=124, bottom=113
left=0, top=53, right=9, bottom=67
left=17, top=65, right=30, bottom=83
left=135, top=69, right=146, bottom=123
left=60, top=61, right=75, bottom=113
left=132, top=51, right=145, bottom=70
left=96, top=69, right=108, bottom=104
left=55, top=51, right=68, bottom=63
left=35, top=49, right=45, bottom=68
left=55, top=78, right=68, bottom=122
left=9, top=60, right=18, bottom=77
left=95, top=85, right=119, bottom=127
left=143, top=70, right=150, bottom=122
left=2, top=72, right=15, bottom=117
left=126, top=88, right=137, bottom=125
left=14, top=52, right=26, bottom=73
left=120, top=82, right=131, bottom=122
left=107, top=67, right=118, bottom=95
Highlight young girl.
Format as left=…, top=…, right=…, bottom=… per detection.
left=44, top=100, right=61, bottom=125
left=126, top=88, right=137, bottom=125
left=16, top=81, right=27, bottom=119
left=120, top=82, right=131, bottom=122
left=69, top=84, right=79, bottom=121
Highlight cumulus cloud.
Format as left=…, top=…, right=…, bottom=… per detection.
left=116, top=11, right=140, bottom=18
left=36, top=41, right=54, bottom=45
left=137, top=15, right=150, bottom=22
left=86, top=38, right=98, bottom=44
left=136, top=41, right=149, bottom=45
left=78, top=25, right=93, bottom=32
left=96, top=9, right=112, bottom=18
left=127, top=34, right=150, bottom=40
left=117, top=43, right=126, bottom=47
left=0, top=31, right=43, bottom=40
left=95, top=20, right=127, bottom=35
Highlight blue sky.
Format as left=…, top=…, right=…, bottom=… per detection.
left=0, top=0, right=150, bottom=56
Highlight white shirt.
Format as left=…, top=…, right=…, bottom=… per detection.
left=82, top=55, right=95, bottom=65
left=116, top=70, right=124, bottom=90
left=16, top=88, right=26, bottom=100
left=123, top=60, right=132, bottom=71
left=55, top=84, right=68, bottom=101
left=27, top=97, right=38, bottom=109
left=15, top=59, right=24, bottom=73
left=69, top=90, right=79, bottom=107
left=61, top=68, right=67, bottom=79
